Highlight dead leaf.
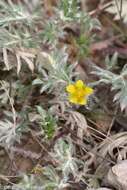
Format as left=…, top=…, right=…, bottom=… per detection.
left=81, top=0, right=100, bottom=12
left=75, top=64, right=88, bottom=82
left=44, top=0, right=56, bottom=16
left=90, top=39, right=112, bottom=53
left=16, top=50, right=35, bottom=74
left=107, top=160, right=127, bottom=190
left=98, top=189, right=112, bottom=190
left=2, top=48, right=10, bottom=70
left=36, top=51, right=55, bottom=71
left=98, top=132, right=127, bottom=162
left=69, top=111, right=89, bottom=141
left=106, top=0, right=127, bottom=22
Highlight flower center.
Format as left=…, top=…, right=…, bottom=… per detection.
left=76, top=89, right=85, bottom=99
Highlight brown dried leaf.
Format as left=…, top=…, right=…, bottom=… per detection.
left=106, top=0, right=127, bottom=22
left=98, top=132, right=127, bottom=161
left=3, top=48, right=10, bottom=70
left=44, top=0, right=56, bottom=16
left=107, top=160, right=127, bottom=190
left=90, top=39, right=112, bottom=53
left=69, top=111, right=89, bottom=141
left=98, top=189, right=112, bottom=190
left=16, top=50, right=35, bottom=74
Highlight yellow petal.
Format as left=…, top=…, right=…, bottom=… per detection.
left=75, top=80, right=84, bottom=89
left=66, top=84, right=76, bottom=93
left=84, top=86, right=93, bottom=95
left=69, top=95, right=78, bottom=104
left=78, top=98, right=87, bottom=105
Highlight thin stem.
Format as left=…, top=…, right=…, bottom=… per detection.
left=0, top=81, right=16, bottom=128
left=114, top=0, right=123, bottom=21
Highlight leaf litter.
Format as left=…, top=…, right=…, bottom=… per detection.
left=0, top=0, right=127, bottom=190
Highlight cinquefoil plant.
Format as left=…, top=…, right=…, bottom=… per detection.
left=33, top=48, right=77, bottom=95
left=92, top=54, right=127, bottom=110
left=51, top=137, right=84, bottom=178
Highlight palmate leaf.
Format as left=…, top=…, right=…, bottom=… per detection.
left=105, top=52, right=118, bottom=70
left=59, top=0, right=80, bottom=21
left=0, top=1, right=39, bottom=27
left=92, top=63, right=127, bottom=111
left=33, top=48, right=77, bottom=94
left=0, top=81, right=16, bottom=104
left=13, top=167, right=69, bottom=190
left=0, top=119, right=20, bottom=148
left=16, top=50, right=35, bottom=74
left=36, top=106, right=57, bottom=139
left=113, top=81, right=127, bottom=111
left=1, top=48, right=35, bottom=73
left=0, top=1, right=42, bottom=49
left=51, top=138, right=84, bottom=178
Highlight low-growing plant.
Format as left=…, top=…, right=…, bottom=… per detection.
left=0, top=81, right=21, bottom=148
left=36, top=106, right=57, bottom=139
left=0, top=1, right=112, bottom=190
left=12, top=137, right=86, bottom=190
left=33, top=48, right=77, bottom=95
left=92, top=53, right=127, bottom=111
left=51, top=137, right=84, bottom=178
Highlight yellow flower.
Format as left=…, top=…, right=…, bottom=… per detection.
left=66, top=80, right=93, bottom=105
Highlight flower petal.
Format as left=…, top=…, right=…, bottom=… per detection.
left=75, top=80, right=84, bottom=89
left=66, top=84, right=76, bottom=93
left=66, top=80, right=93, bottom=105
left=78, top=98, right=87, bottom=105
left=84, top=86, right=93, bottom=95
left=69, top=95, right=78, bottom=104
